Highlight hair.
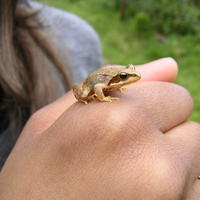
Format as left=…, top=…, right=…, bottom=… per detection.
left=0, top=0, right=73, bottom=169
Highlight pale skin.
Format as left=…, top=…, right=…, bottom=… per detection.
left=0, top=58, right=200, bottom=200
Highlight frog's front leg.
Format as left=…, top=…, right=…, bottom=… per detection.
left=119, top=87, right=127, bottom=93
left=94, top=84, right=119, bottom=102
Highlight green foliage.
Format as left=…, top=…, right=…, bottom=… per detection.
left=104, top=0, right=200, bottom=35
left=129, top=12, right=153, bottom=36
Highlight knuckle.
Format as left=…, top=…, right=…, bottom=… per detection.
left=86, top=104, right=151, bottom=146
left=170, top=83, right=193, bottom=108
left=173, top=83, right=193, bottom=105
left=134, top=145, right=186, bottom=200
left=29, top=110, right=44, bottom=122
left=25, top=109, right=49, bottom=131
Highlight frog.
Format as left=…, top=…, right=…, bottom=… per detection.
left=72, top=64, right=141, bottom=104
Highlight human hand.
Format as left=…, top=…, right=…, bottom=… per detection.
left=0, top=58, right=199, bottom=200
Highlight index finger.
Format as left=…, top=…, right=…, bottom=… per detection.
left=104, top=57, right=178, bottom=82
left=21, top=57, right=178, bottom=138
left=53, top=57, right=178, bottom=110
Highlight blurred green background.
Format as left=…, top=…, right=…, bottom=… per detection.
left=38, top=0, right=199, bottom=121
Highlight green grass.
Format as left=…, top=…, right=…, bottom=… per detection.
left=38, top=0, right=200, bottom=121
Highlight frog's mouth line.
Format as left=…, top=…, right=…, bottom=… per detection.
left=108, top=76, right=122, bottom=85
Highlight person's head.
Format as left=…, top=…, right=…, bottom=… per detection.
left=0, top=0, right=72, bottom=168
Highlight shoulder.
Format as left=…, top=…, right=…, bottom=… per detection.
left=30, top=1, right=103, bottom=82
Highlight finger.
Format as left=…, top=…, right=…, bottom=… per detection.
left=47, top=81, right=194, bottom=143
left=167, top=121, right=200, bottom=172
left=66, top=81, right=192, bottom=135
left=104, top=57, right=178, bottom=82
left=22, top=58, right=179, bottom=138
left=38, top=57, right=178, bottom=117
left=137, top=57, right=178, bottom=82
left=166, top=122, right=200, bottom=189
left=123, top=82, right=194, bottom=132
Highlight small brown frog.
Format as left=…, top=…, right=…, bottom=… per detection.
left=73, top=64, right=141, bottom=104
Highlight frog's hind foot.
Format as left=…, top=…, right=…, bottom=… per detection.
left=80, top=100, right=88, bottom=104
left=99, top=96, right=120, bottom=102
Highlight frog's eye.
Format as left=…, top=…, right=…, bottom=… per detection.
left=119, top=72, right=128, bottom=80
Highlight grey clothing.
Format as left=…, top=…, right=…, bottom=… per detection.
left=0, top=1, right=102, bottom=168
left=30, top=1, right=103, bottom=83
